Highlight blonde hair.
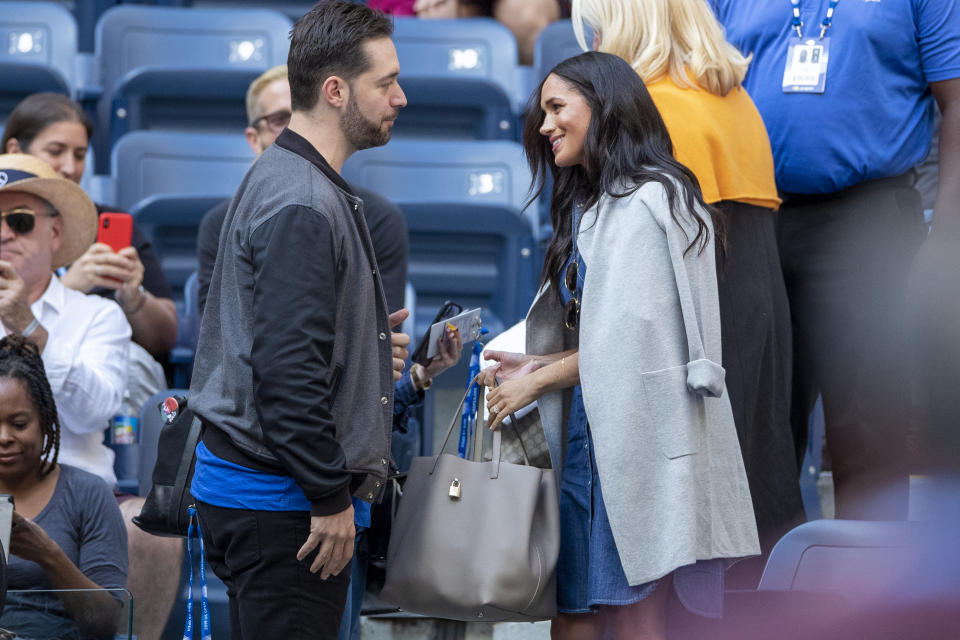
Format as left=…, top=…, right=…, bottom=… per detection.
left=245, top=65, right=288, bottom=125
left=571, top=0, right=751, bottom=96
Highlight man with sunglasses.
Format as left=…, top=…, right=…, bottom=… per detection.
left=0, top=153, right=130, bottom=488
left=196, top=65, right=409, bottom=318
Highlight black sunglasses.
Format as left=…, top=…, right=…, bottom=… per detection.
left=0, top=208, right=39, bottom=235
left=250, top=109, right=291, bottom=133
left=563, top=259, right=580, bottom=330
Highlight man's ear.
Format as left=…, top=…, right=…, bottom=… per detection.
left=48, top=215, right=63, bottom=255
left=244, top=127, right=261, bottom=154
left=4, top=138, right=21, bottom=154
left=320, top=75, right=349, bottom=109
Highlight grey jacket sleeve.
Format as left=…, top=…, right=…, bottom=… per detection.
left=249, top=204, right=352, bottom=516
left=650, top=191, right=726, bottom=398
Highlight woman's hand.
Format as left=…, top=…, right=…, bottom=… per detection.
left=9, top=511, right=56, bottom=565
left=484, top=374, right=541, bottom=431
left=60, top=243, right=141, bottom=295
left=478, top=350, right=540, bottom=387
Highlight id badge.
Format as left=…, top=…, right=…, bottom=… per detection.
left=782, top=37, right=830, bottom=94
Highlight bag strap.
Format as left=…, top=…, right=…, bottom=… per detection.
left=431, top=375, right=517, bottom=479
left=183, top=506, right=212, bottom=640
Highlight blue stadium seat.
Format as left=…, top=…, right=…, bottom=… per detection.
left=343, top=139, right=539, bottom=340
left=93, top=5, right=291, bottom=170
left=533, top=19, right=589, bottom=86
left=0, top=2, right=76, bottom=121
left=111, top=131, right=254, bottom=301
left=170, top=271, right=200, bottom=388
left=390, top=17, right=526, bottom=141
left=758, top=520, right=927, bottom=602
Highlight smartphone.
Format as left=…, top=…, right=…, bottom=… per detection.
left=0, top=494, right=13, bottom=563
left=411, top=301, right=463, bottom=367
left=97, top=212, right=133, bottom=253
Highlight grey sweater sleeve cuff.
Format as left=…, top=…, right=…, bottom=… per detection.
left=686, top=358, right=726, bottom=398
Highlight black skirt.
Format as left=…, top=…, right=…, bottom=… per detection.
left=715, top=201, right=805, bottom=563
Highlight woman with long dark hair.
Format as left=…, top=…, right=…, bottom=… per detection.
left=572, top=0, right=804, bottom=584
left=481, top=52, right=759, bottom=639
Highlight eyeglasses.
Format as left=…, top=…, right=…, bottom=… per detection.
left=563, top=259, right=580, bottom=330
left=250, top=109, right=291, bottom=134
left=0, top=208, right=39, bottom=235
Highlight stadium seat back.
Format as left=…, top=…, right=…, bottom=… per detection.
left=533, top=20, right=589, bottom=85
left=112, top=131, right=254, bottom=300
left=344, top=140, right=538, bottom=340
left=94, top=5, right=291, bottom=168
left=391, top=17, right=523, bottom=140
left=0, top=2, right=75, bottom=120
left=759, top=520, right=927, bottom=604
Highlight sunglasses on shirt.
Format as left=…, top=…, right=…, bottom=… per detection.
left=0, top=208, right=41, bottom=235
left=564, top=259, right=580, bottom=330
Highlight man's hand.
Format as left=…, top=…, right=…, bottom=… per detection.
left=297, top=504, right=355, bottom=580
left=388, top=309, right=411, bottom=381
left=423, top=325, right=463, bottom=380
left=0, top=260, right=34, bottom=333
left=114, top=246, right=146, bottom=311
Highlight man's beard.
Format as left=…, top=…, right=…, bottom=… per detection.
left=341, top=95, right=391, bottom=150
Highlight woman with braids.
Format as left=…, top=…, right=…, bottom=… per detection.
left=0, top=335, right=127, bottom=640
left=480, top=52, right=758, bottom=639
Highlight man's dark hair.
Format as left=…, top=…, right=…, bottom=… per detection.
left=288, top=1, right=394, bottom=112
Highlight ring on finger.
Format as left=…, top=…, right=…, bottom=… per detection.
left=491, top=405, right=499, bottom=415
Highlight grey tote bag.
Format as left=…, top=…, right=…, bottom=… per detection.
left=380, top=379, right=559, bottom=622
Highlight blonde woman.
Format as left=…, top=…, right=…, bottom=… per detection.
left=572, top=0, right=804, bottom=585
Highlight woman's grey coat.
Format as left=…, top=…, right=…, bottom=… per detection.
left=526, top=181, right=760, bottom=587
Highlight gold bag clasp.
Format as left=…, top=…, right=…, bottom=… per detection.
left=449, top=478, right=462, bottom=499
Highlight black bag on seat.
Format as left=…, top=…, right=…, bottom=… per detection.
left=133, top=395, right=201, bottom=537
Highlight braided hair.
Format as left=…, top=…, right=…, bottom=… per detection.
left=0, top=335, right=60, bottom=477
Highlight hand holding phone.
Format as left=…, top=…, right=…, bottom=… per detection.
left=96, top=213, right=133, bottom=253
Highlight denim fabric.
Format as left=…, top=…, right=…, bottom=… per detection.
left=556, top=256, right=658, bottom=611
left=557, top=386, right=660, bottom=613
left=555, top=253, right=726, bottom=617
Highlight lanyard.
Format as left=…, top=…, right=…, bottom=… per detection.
left=458, top=327, right=489, bottom=458
left=790, top=0, right=840, bottom=40
left=183, top=506, right=212, bottom=640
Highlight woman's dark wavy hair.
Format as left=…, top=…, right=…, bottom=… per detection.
left=522, top=51, right=723, bottom=293
left=0, top=335, right=60, bottom=477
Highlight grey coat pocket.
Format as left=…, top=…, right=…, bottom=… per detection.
left=642, top=365, right=705, bottom=459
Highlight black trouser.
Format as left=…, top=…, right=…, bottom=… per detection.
left=195, top=501, right=351, bottom=640
left=777, top=172, right=927, bottom=520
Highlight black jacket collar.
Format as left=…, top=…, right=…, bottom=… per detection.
left=275, top=128, right=355, bottom=197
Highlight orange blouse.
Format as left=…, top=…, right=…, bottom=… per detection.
left=646, top=75, right=780, bottom=209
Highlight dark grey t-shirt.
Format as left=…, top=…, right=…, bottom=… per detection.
left=0, top=464, right=128, bottom=640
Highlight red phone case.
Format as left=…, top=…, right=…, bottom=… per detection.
left=97, top=213, right=133, bottom=253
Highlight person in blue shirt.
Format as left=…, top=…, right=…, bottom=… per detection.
left=711, top=0, right=960, bottom=519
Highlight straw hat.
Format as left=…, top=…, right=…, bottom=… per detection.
left=0, top=153, right=97, bottom=269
